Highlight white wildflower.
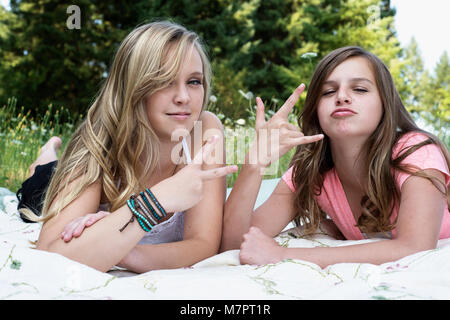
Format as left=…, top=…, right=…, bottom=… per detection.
left=239, top=90, right=254, bottom=100
left=236, top=118, right=246, bottom=126
left=209, top=95, right=217, bottom=103
left=301, top=52, right=318, bottom=59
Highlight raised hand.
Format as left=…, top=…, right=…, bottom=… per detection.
left=249, top=84, right=324, bottom=169
left=153, top=135, right=238, bottom=213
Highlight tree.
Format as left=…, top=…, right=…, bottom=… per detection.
left=0, top=0, right=137, bottom=116
left=225, top=0, right=401, bottom=111
left=422, top=51, right=450, bottom=138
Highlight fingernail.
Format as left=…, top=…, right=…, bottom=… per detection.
left=298, top=83, right=305, bottom=89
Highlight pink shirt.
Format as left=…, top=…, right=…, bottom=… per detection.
left=282, top=132, right=450, bottom=240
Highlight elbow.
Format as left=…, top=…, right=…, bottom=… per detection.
left=412, top=241, right=438, bottom=253
left=36, top=239, right=109, bottom=272
left=396, top=238, right=438, bottom=257
left=196, top=237, right=221, bottom=260
left=219, top=233, right=241, bottom=252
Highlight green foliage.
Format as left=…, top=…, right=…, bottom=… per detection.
left=0, top=97, right=79, bottom=191
left=401, top=38, right=449, bottom=142
left=0, top=0, right=137, bottom=117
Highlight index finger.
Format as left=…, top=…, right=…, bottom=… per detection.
left=276, top=83, right=305, bottom=119
left=200, top=164, right=238, bottom=181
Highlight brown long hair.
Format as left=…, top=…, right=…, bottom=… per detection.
left=290, top=46, right=449, bottom=235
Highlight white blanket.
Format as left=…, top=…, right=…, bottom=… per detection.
left=1, top=183, right=450, bottom=300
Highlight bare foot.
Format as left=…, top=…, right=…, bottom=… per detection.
left=28, top=136, right=62, bottom=177
left=39, top=136, right=62, bottom=156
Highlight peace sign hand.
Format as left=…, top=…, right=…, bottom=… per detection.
left=249, top=83, right=324, bottom=169
left=153, top=135, right=238, bottom=213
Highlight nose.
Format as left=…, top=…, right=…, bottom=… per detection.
left=174, top=84, right=190, bottom=105
left=335, top=88, right=352, bottom=106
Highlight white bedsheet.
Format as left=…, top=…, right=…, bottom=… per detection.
left=1, top=184, right=450, bottom=300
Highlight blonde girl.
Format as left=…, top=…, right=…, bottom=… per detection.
left=221, top=46, right=449, bottom=267
left=19, top=21, right=237, bottom=273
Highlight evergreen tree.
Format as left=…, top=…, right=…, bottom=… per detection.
left=228, top=0, right=401, bottom=111
left=422, top=51, right=450, bottom=136
left=0, top=0, right=137, bottom=116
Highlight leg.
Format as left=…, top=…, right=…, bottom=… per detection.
left=28, top=136, right=62, bottom=178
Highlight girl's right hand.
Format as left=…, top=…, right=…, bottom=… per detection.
left=154, top=135, right=238, bottom=213
left=248, top=83, right=324, bottom=169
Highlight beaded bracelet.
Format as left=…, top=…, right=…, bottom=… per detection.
left=134, top=196, right=158, bottom=226
left=140, top=191, right=162, bottom=221
left=120, top=195, right=154, bottom=232
left=128, top=198, right=153, bottom=232
left=145, top=188, right=167, bottom=217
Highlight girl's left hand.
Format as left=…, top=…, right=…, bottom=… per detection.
left=248, top=84, right=324, bottom=169
left=239, top=226, right=286, bottom=265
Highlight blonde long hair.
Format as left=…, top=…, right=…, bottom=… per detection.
left=290, top=46, right=449, bottom=235
left=21, top=21, right=212, bottom=223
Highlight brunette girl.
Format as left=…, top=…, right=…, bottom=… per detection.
left=221, top=46, right=449, bottom=267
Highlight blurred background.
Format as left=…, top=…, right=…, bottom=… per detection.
left=0, top=0, right=448, bottom=191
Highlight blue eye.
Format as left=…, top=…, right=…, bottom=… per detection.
left=189, top=79, right=202, bottom=85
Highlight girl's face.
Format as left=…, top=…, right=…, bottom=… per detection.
left=317, top=56, right=383, bottom=141
left=145, top=47, right=204, bottom=141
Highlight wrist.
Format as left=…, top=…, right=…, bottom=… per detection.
left=245, top=147, right=270, bottom=172
left=277, top=246, right=290, bottom=262
left=147, top=182, right=174, bottom=214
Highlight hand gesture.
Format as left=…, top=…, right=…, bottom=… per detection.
left=249, top=84, right=323, bottom=169
left=155, top=135, right=238, bottom=213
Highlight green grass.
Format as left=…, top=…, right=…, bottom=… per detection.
left=0, top=98, right=79, bottom=192
left=0, top=98, right=293, bottom=192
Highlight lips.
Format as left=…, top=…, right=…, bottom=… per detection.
left=331, top=108, right=356, bottom=118
left=166, top=112, right=191, bottom=120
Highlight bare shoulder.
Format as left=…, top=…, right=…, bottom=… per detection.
left=198, top=111, right=224, bottom=131
left=189, top=111, right=225, bottom=162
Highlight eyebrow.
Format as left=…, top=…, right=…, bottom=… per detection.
left=189, top=71, right=203, bottom=77
left=323, top=77, right=374, bottom=85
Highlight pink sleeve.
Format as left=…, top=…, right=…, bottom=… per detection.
left=281, top=166, right=296, bottom=192
left=394, top=133, right=450, bottom=190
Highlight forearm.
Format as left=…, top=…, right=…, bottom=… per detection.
left=41, top=183, right=174, bottom=272
left=122, top=238, right=218, bottom=273
left=44, top=205, right=146, bottom=272
left=279, top=239, right=428, bottom=269
left=221, top=157, right=265, bottom=251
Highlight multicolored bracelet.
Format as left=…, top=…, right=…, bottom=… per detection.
left=145, top=188, right=167, bottom=217
left=140, top=191, right=162, bottom=221
left=119, top=190, right=167, bottom=233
